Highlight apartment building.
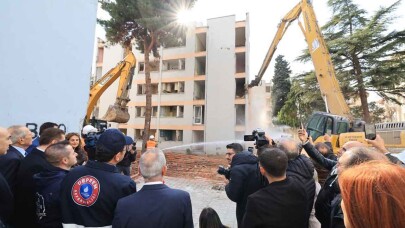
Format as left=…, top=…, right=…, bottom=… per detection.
left=94, top=14, right=270, bottom=153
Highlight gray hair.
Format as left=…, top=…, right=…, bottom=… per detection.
left=278, top=138, right=300, bottom=160
left=8, top=125, right=28, bottom=144
left=139, top=149, right=166, bottom=179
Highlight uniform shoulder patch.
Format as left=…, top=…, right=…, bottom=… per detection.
left=71, top=175, right=100, bottom=207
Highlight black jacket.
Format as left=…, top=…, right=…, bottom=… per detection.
left=315, top=168, right=344, bottom=228
left=287, top=155, right=315, bottom=227
left=225, top=151, right=265, bottom=227
left=242, top=177, right=309, bottom=228
left=116, top=150, right=136, bottom=167
left=34, top=168, right=69, bottom=228
left=303, top=143, right=337, bottom=171
left=0, top=146, right=24, bottom=190
left=13, top=148, right=54, bottom=228
left=60, top=161, right=137, bottom=227
left=0, top=173, right=13, bottom=224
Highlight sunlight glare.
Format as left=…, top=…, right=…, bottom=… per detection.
left=177, top=9, right=193, bottom=24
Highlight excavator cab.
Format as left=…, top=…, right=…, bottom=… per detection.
left=306, top=112, right=350, bottom=141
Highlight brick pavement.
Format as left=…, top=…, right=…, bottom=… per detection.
left=134, top=176, right=238, bottom=228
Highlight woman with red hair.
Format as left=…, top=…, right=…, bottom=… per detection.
left=339, top=161, right=405, bottom=228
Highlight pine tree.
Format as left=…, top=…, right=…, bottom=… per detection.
left=321, top=0, right=405, bottom=122
left=99, top=0, right=195, bottom=150
left=271, top=55, right=292, bottom=117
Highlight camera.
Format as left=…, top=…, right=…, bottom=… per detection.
left=84, top=132, right=102, bottom=148
left=217, top=165, right=231, bottom=179
left=244, top=128, right=269, bottom=149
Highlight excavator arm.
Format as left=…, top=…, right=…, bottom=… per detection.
left=85, top=51, right=136, bottom=124
left=249, top=0, right=350, bottom=118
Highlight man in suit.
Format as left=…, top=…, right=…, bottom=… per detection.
left=113, top=149, right=193, bottom=228
left=0, top=127, right=13, bottom=226
left=242, top=148, right=309, bottom=228
left=25, top=122, right=58, bottom=155
left=0, top=125, right=33, bottom=189
left=12, top=128, right=65, bottom=228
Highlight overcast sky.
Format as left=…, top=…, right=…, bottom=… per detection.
left=96, top=0, right=404, bottom=83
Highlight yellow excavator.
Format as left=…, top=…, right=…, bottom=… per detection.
left=84, top=50, right=136, bottom=127
left=250, top=0, right=405, bottom=152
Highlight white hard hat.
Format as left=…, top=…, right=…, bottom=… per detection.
left=149, top=135, right=155, bottom=139
left=82, top=125, right=98, bottom=135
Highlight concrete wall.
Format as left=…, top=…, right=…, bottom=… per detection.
left=205, top=16, right=236, bottom=147
left=0, top=0, right=98, bottom=132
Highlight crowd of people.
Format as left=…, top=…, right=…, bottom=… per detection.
left=0, top=122, right=404, bottom=228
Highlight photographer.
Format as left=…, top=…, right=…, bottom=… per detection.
left=82, top=125, right=99, bottom=160
left=116, top=136, right=137, bottom=176
left=220, top=143, right=264, bottom=227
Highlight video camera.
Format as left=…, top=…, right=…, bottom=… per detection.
left=244, top=128, right=269, bottom=149
left=217, top=165, right=231, bottom=179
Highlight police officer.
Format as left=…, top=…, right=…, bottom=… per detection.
left=60, top=129, right=137, bottom=227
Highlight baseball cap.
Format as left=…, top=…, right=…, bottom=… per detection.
left=96, top=129, right=126, bottom=154
left=125, top=136, right=134, bottom=145
left=82, top=125, right=98, bottom=135
left=149, top=135, right=155, bottom=139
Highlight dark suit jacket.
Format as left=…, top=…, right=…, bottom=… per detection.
left=0, top=146, right=24, bottom=189
left=12, top=148, right=53, bottom=228
left=242, top=177, right=309, bottom=228
left=113, top=184, right=193, bottom=228
left=0, top=173, right=13, bottom=223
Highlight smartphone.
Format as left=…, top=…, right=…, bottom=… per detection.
left=364, top=124, right=376, bottom=140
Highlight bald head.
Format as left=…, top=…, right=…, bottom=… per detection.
left=343, top=141, right=365, bottom=150
left=139, top=149, right=167, bottom=180
left=0, top=127, right=12, bottom=155
left=339, top=141, right=365, bottom=156
left=338, top=147, right=387, bottom=174
left=278, top=138, right=300, bottom=160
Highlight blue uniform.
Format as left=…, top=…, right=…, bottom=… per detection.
left=60, top=161, right=137, bottom=227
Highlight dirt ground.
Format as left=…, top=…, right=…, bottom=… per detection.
left=131, top=152, right=228, bottom=182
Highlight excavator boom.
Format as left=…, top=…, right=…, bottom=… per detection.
left=85, top=51, right=136, bottom=124
left=250, top=0, right=350, bottom=118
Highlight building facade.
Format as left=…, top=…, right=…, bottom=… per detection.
left=94, top=14, right=270, bottom=153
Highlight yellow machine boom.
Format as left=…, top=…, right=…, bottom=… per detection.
left=249, top=0, right=350, bottom=118
left=85, top=51, right=136, bottom=124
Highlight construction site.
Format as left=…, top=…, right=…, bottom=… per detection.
left=1, top=0, right=405, bottom=227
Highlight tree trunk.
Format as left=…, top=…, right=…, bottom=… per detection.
left=352, top=55, right=371, bottom=123
left=142, top=40, right=152, bottom=152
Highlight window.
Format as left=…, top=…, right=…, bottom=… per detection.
left=307, top=114, right=324, bottom=141
left=162, top=59, right=185, bottom=71
left=161, top=82, right=185, bottom=93
left=194, top=106, right=204, bottom=124
left=135, top=106, right=157, bottom=117
left=325, top=117, right=333, bottom=135
left=139, top=62, right=145, bottom=72
left=178, top=106, right=184, bottom=118
left=160, top=106, right=183, bottom=118
left=137, top=84, right=158, bottom=95
left=160, top=130, right=183, bottom=141
left=337, top=122, right=349, bottom=134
